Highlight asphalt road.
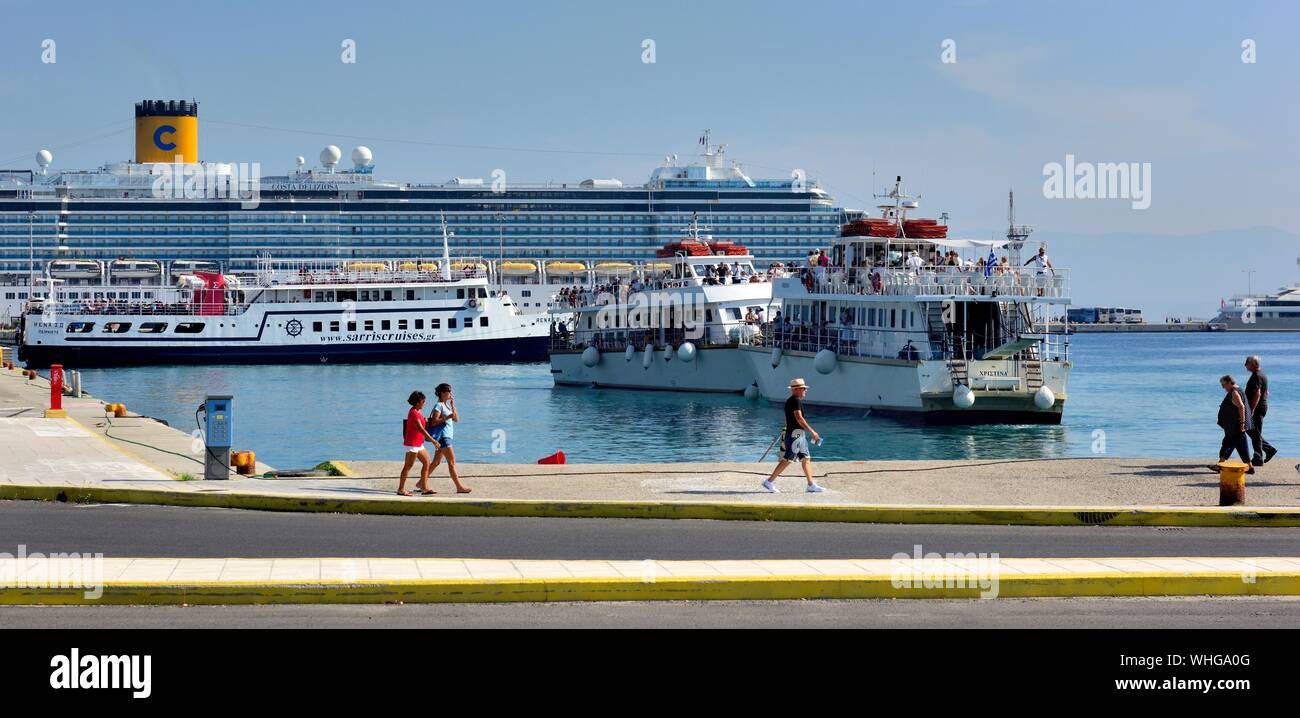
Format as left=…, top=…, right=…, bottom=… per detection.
left=4, top=500, right=1300, bottom=560
left=3, top=597, right=1299, bottom=628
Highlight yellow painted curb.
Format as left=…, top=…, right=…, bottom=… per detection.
left=327, top=460, right=356, bottom=477
left=4, top=571, right=1299, bottom=606
left=3, top=482, right=1300, bottom=527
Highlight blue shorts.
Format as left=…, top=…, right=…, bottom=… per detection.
left=432, top=434, right=452, bottom=449
left=782, top=431, right=810, bottom=461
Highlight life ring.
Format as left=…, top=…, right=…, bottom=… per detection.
left=468, top=298, right=478, bottom=309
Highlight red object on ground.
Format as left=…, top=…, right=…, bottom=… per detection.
left=49, top=364, right=63, bottom=411
left=537, top=451, right=566, bottom=465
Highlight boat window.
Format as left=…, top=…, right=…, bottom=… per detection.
left=66, top=322, right=95, bottom=334
left=347, top=321, right=357, bottom=332
left=406, top=290, right=415, bottom=301
left=337, top=290, right=358, bottom=303
left=383, top=290, right=393, bottom=301
left=448, top=318, right=458, bottom=329
left=457, top=289, right=465, bottom=299
left=415, top=319, right=424, bottom=330
left=478, top=288, right=488, bottom=298
left=313, top=322, right=323, bottom=332
left=176, top=322, right=205, bottom=334
left=363, top=320, right=374, bottom=331
left=397, top=320, right=408, bottom=330
left=138, top=322, right=167, bottom=334
left=330, top=321, right=340, bottom=332
left=430, top=319, right=441, bottom=329
left=890, top=309, right=896, bottom=328
left=479, top=317, right=489, bottom=327
left=729, top=308, right=742, bottom=320
left=381, top=320, right=391, bottom=331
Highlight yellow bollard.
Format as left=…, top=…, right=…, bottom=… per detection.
left=1218, top=460, right=1249, bottom=506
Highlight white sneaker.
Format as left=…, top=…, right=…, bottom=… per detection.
left=761, top=479, right=779, bottom=493
left=806, top=483, right=826, bottom=493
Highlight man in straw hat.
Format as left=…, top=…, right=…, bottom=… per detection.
left=762, top=378, right=826, bottom=493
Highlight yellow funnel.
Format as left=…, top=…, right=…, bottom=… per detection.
left=135, top=100, right=198, bottom=164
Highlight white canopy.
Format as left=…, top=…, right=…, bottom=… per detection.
left=922, top=238, right=1011, bottom=249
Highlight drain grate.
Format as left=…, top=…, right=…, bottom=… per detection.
left=1073, top=511, right=1121, bottom=525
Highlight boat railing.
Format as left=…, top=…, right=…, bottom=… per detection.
left=549, top=320, right=762, bottom=352
left=555, top=274, right=780, bottom=310
left=254, top=268, right=489, bottom=287
left=792, top=266, right=1069, bottom=299
left=36, top=300, right=246, bottom=317
left=751, top=322, right=1069, bottom=363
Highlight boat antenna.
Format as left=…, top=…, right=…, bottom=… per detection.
left=1005, top=189, right=1034, bottom=266
left=439, top=212, right=452, bottom=280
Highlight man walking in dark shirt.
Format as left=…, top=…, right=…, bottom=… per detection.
left=762, top=378, right=825, bottom=493
left=1244, top=355, right=1278, bottom=466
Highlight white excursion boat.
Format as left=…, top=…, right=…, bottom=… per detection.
left=741, top=182, right=1072, bottom=424
left=549, top=222, right=779, bottom=392
left=1211, top=258, right=1300, bottom=331
left=19, top=223, right=557, bottom=368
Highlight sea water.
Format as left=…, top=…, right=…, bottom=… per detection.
left=74, top=332, right=1298, bottom=468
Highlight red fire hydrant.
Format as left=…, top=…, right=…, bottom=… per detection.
left=45, top=364, right=68, bottom=419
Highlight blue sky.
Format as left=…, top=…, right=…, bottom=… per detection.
left=1, top=0, right=1296, bottom=314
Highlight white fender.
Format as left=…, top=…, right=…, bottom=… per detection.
left=624, top=344, right=635, bottom=362
left=770, top=346, right=782, bottom=368
left=642, top=345, right=654, bottom=368
left=743, top=384, right=759, bottom=400
left=814, top=348, right=838, bottom=375
left=1034, top=386, right=1056, bottom=410
left=953, top=384, right=975, bottom=408
left=581, top=345, right=600, bottom=367
left=677, top=341, right=696, bottom=363
left=664, top=344, right=674, bottom=361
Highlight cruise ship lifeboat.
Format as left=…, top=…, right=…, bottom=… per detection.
left=48, top=259, right=103, bottom=281
left=109, top=259, right=163, bottom=280
left=500, top=261, right=538, bottom=276
left=547, top=261, right=587, bottom=276
left=594, top=262, right=635, bottom=276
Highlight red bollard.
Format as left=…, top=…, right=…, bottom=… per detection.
left=45, top=364, right=68, bottom=419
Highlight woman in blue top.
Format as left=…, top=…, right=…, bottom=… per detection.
left=429, top=382, right=472, bottom=493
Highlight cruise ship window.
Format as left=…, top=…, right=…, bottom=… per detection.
left=406, top=290, right=415, bottom=301
left=457, top=288, right=465, bottom=299
left=384, top=290, right=393, bottom=301
left=330, top=321, right=340, bottom=332
left=381, top=320, right=391, bottom=331
left=415, top=319, right=424, bottom=330
left=890, top=309, right=896, bottom=328
left=102, top=322, right=132, bottom=333
left=347, top=321, right=357, bottom=332
left=66, top=322, right=95, bottom=334
left=398, top=320, right=408, bottom=330
left=313, top=322, right=323, bottom=332
left=364, top=320, right=374, bottom=331
left=479, top=317, right=489, bottom=327
left=139, top=323, right=167, bottom=334
left=448, top=318, right=458, bottom=329
left=430, top=319, right=441, bottom=329
left=176, top=322, right=205, bottom=334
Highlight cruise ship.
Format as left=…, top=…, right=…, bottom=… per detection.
left=0, top=100, right=842, bottom=326
left=1212, top=262, right=1300, bottom=331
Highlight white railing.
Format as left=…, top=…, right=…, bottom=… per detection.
left=794, top=266, right=1069, bottom=299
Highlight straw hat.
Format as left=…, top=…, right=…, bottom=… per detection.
left=788, top=378, right=809, bottom=389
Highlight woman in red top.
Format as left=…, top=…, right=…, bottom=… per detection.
left=398, top=391, right=440, bottom=496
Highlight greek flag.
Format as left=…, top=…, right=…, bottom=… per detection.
left=984, top=248, right=996, bottom=277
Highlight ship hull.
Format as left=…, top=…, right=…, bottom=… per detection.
left=550, top=345, right=753, bottom=393
left=19, top=335, right=548, bottom=368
